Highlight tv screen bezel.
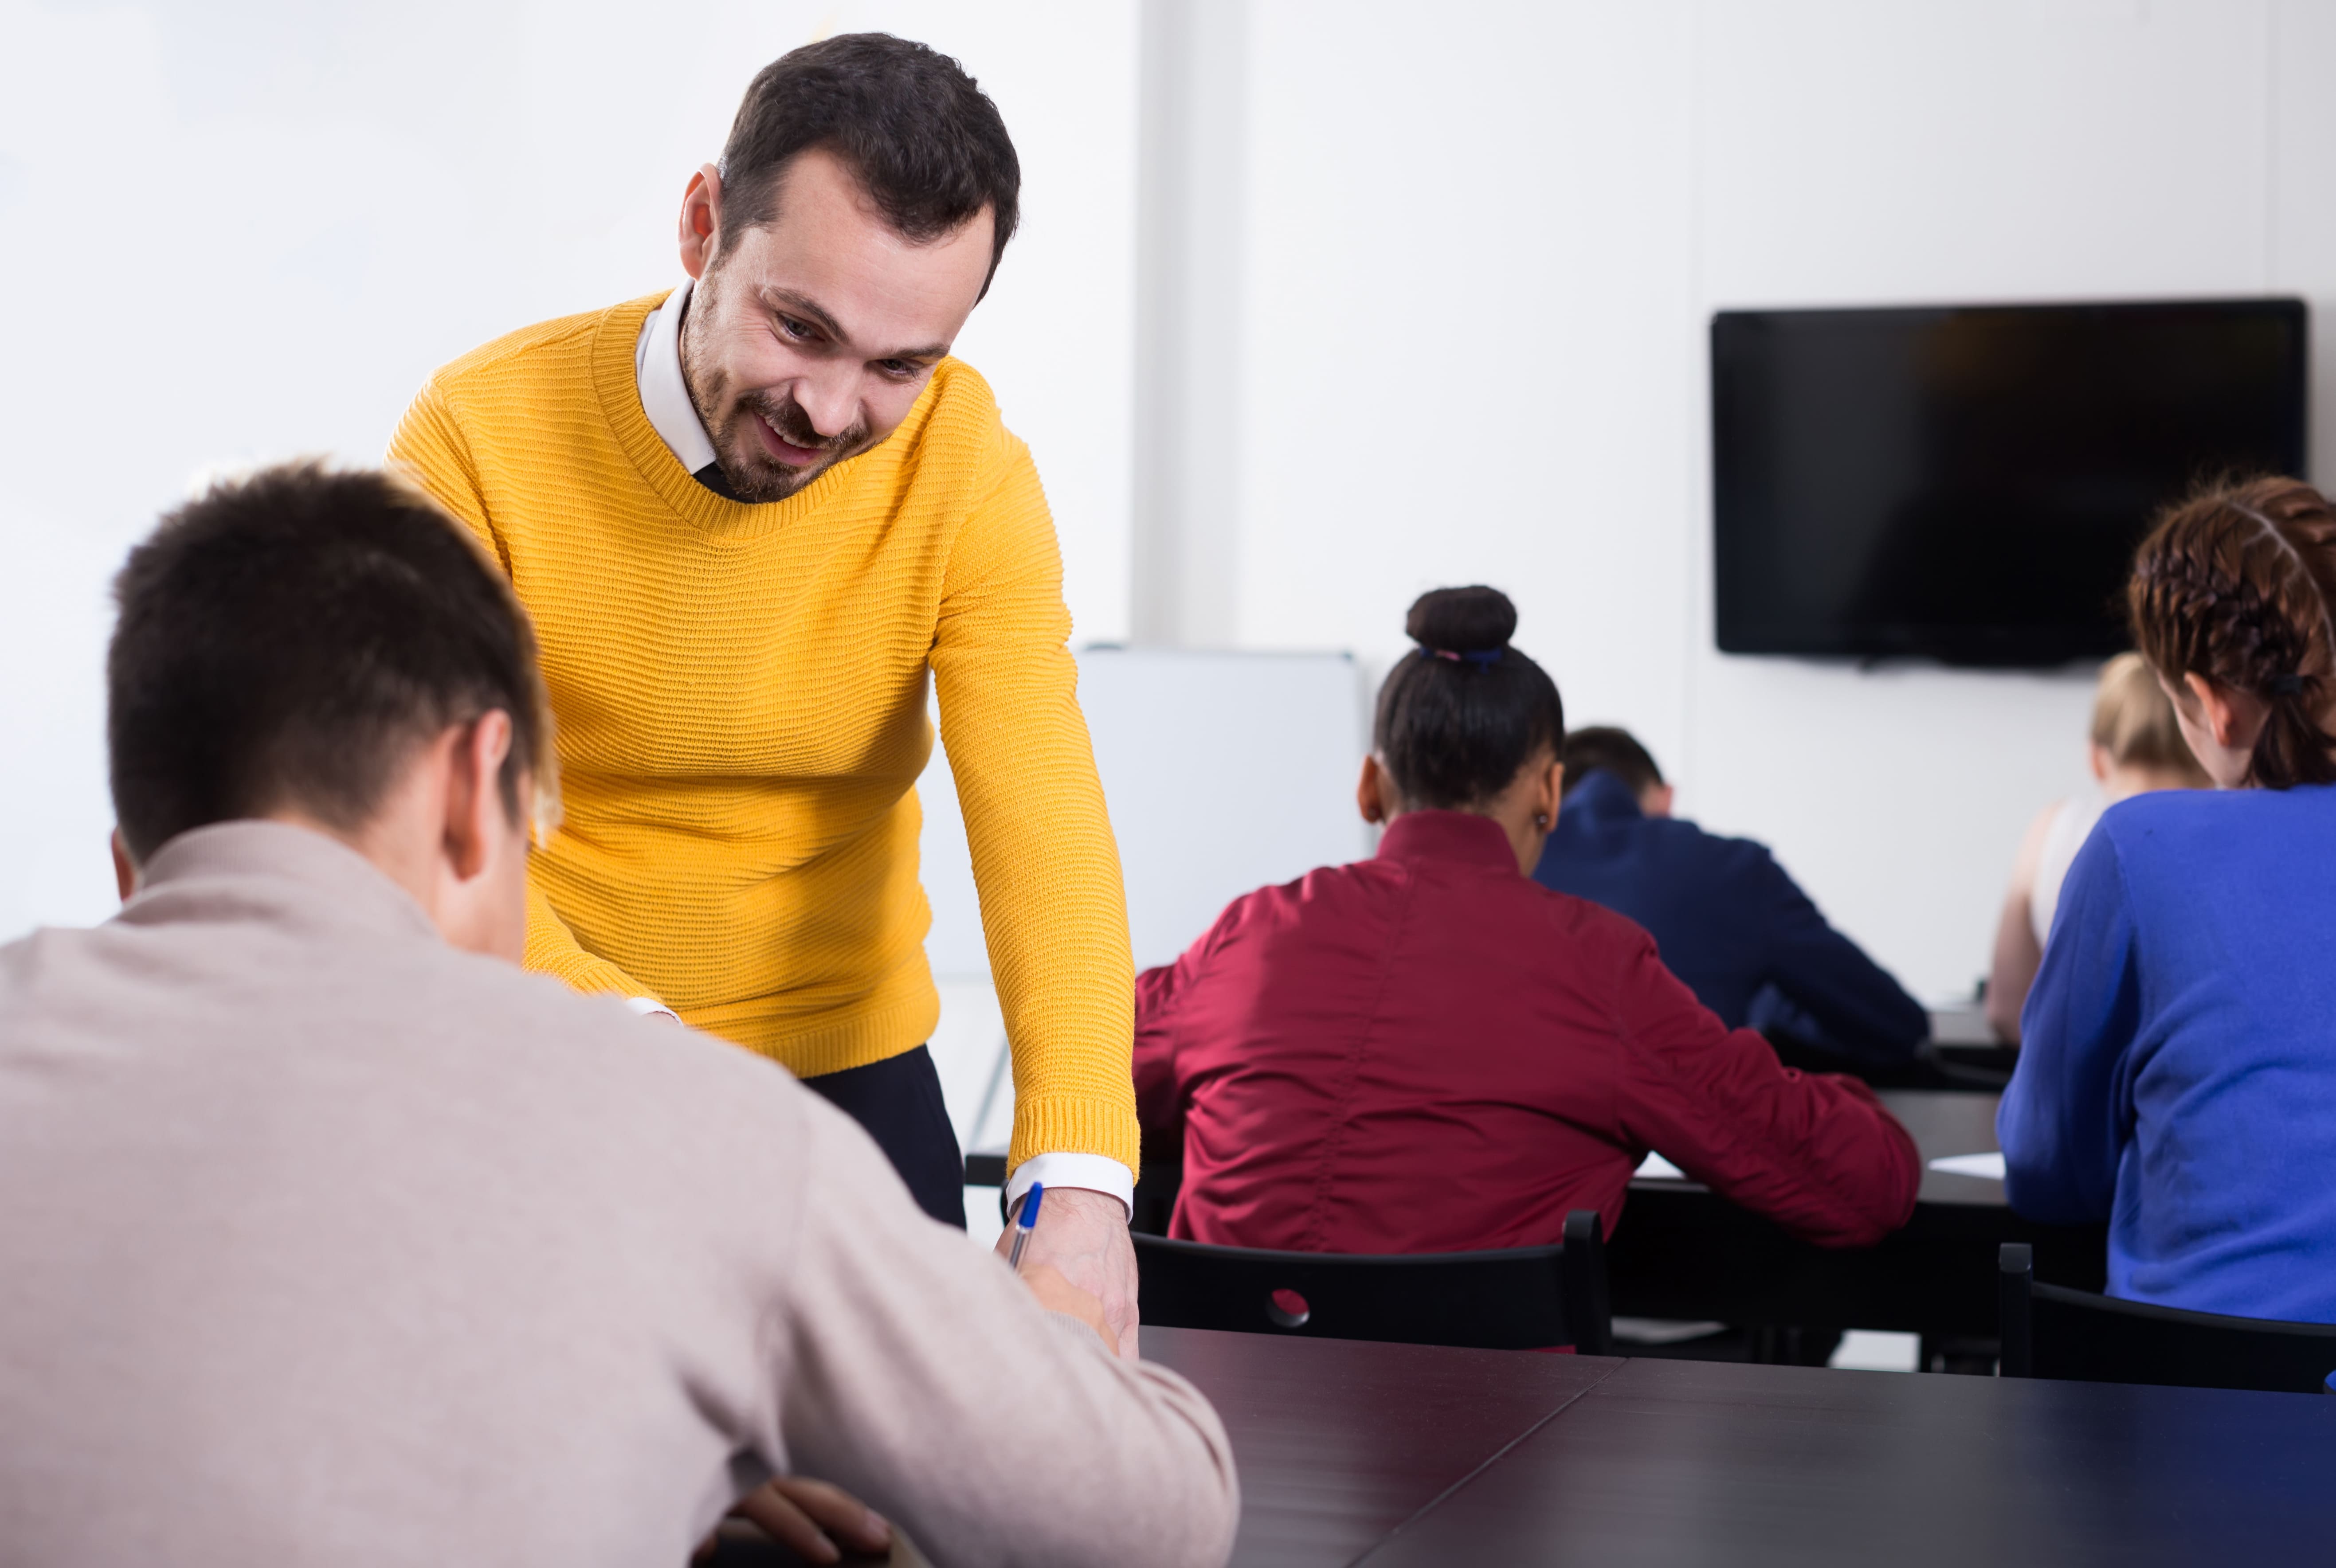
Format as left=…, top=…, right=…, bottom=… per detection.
left=1709, top=297, right=2310, bottom=668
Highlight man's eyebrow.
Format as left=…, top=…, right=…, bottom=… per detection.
left=762, top=287, right=950, bottom=363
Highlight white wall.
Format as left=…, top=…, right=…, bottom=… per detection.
left=0, top=0, right=1136, bottom=940
left=1215, top=0, right=2336, bottom=1002
left=11, top=0, right=2332, bottom=1013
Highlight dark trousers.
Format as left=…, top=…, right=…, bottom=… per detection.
left=801, top=1045, right=965, bottom=1229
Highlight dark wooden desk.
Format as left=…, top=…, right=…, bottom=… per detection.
left=1142, top=1328, right=2334, bottom=1568
left=1607, top=1089, right=2105, bottom=1338
left=718, top=1329, right=2330, bottom=1566
left=1357, top=1354, right=2336, bottom=1566
left=1140, top=1326, right=1610, bottom=1568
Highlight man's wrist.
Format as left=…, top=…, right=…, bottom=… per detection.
left=1005, top=1152, right=1135, bottom=1219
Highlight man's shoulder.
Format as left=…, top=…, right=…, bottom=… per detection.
left=421, top=293, right=667, bottom=411
left=900, top=357, right=1021, bottom=468
left=1651, top=814, right=1782, bottom=880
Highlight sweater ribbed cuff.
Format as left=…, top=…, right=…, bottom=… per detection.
left=1008, top=1094, right=1142, bottom=1182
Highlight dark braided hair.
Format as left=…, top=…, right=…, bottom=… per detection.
left=2127, top=476, right=2336, bottom=790
left=1374, top=586, right=1565, bottom=809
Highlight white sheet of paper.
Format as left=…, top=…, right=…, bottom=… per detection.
left=1634, top=1151, right=1686, bottom=1180
left=1926, top=1150, right=2007, bottom=1180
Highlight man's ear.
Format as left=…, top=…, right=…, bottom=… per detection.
left=1642, top=783, right=1677, bottom=819
left=110, top=829, right=137, bottom=903
left=1357, top=754, right=1391, bottom=825
left=443, top=712, right=514, bottom=883
left=678, top=163, right=722, bottom=281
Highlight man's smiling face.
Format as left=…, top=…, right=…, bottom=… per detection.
left=678, top=146, right=996, bottom=504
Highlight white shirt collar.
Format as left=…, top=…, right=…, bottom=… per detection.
left=634, top=279, right=720, bottom=475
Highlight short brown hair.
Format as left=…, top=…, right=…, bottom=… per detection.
left=2088, top=652, right=2207, bottom=781
left=1559, top=727, right=1662, bottom=801
left=2127, top=475, right=2336, bottom=789
left=718, top=34, right=1020, bottom=296
left=108, top=462, right=558, bottom=860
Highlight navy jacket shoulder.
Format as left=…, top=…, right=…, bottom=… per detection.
left=1533, top=770, right=1926, bottom=1064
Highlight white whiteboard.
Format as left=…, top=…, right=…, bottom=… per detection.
left=919, top=646, right=1371, bottom=977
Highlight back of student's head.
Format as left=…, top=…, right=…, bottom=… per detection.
left=2089, top=651, right=2207, bottom=782
left=1373, top=586, right=1564, bottom=808
left=109, top=462, right=557, bottom=862
left=2127, top=475, right=2336, bottom=790
left=1558, top=726, right=1662, bottom=801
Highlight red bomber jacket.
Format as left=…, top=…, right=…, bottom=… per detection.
left=1134, top=811, right=1921, bottom=1254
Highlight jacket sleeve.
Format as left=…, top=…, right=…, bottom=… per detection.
left=388, top=383, right=658, bottom=1007
left=1998, top=830, right=2138, bottom=1224
left=1747, top=847, right=1930, bottom=1065
left=1134, top=902, right=1243, bottom=1140
left=1134, top=962, right=1187, bottom=1141
left=1608, top=928, right=1920, bottom=1247
left=931, top=426, right=1139, bottom=1182
left=773, top=1097, right=1238, bottom=1568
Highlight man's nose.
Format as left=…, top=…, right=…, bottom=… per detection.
left=796, top=368, right=859, bottom=440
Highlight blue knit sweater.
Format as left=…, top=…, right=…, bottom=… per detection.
left=2000, top=782, right=2336, bottom=1322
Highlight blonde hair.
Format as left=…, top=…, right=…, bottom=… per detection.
left=2089, top=651, right=2206, bottom=782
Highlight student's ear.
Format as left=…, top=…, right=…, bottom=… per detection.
left=2183, top=672, right=2253, bottom=750
left=1356, top=755, right=1391, bottom=825
left=678, top=164, right=722, bottom=280
left=442, top=712, right=514, bottom=884
left=110, top=829, right=137, bottom=903
left=1531, top=757, right=1564, bottom=829
left=1642, top=783, right=1676, bottom=819
left=2087, top=743, right=2112, bottom=784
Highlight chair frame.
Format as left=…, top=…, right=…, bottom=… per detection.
left=1136, top=1210, right=1612, bottom=1355
left=1999, top=1242, right=2336, bottom=1394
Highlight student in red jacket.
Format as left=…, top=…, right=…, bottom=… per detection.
left=1133, top=586, right=1920, bottom=1255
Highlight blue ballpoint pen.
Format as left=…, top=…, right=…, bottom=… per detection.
left=1007, top=1182, right=1045, bottom=1270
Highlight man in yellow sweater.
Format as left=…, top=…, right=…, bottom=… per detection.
left=388, top=35, right=1142, bottom=1351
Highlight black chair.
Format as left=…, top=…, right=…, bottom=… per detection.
left=1999, top=1243, right=2336, bottom=1394
left=1135, top=1211, right=1611, bottom=1354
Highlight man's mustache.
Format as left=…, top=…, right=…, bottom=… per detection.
left=743, top=392, right=866, bottom=454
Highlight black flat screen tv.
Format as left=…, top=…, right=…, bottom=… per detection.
left=1711, top=298, right=2308, bottom=665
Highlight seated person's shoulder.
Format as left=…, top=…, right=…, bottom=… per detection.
left=1641, top=812, right=1785, bottom=889
left=1521, top=874, right=1668, bottom=961
left=2093, top=781, right=2292, bottom=859
left=425, top=946, right=803, bottom=1120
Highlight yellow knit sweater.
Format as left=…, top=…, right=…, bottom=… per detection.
left=388, top=291, right=1137, bottom=1177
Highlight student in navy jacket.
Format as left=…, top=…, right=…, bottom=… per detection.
left=2001, top=477, right=2336, bottom=1322
left=1533, top=728, right=1928, bottom=1068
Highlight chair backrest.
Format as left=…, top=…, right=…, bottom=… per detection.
left=1136, top=1210, right=1611, bottom=1354
left=1999, top=1243, right=2336, bottom=1394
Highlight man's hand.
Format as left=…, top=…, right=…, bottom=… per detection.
left=695, top=1478, right=891, bottom=1564
left=994, top=1185, right=1140, bottom=1358
left=1018, top=1262, right=1115, bottom=1352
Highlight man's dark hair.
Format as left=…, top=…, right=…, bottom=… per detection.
left=719, top=33, right=1021, bottom=296
left=1560, top=726, right=1663, bottom=800
left=108, top=462, right=557, bottom=862
left=1374, top=586, right=1566, bottom=809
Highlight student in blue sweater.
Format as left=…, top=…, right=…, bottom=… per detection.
left=2000, top=475, right=2336, bottom=1323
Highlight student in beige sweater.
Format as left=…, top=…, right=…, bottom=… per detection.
left=0, top=465, right=1237, bottom=1568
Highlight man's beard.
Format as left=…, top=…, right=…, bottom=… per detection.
left=698, top=386, right=874, bottom=504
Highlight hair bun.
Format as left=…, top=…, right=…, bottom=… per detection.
left=1406, top=585, right=1517, bottom=652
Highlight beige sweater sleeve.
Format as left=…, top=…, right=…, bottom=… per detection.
left=761, top=1101, right=1238, bottom=1568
